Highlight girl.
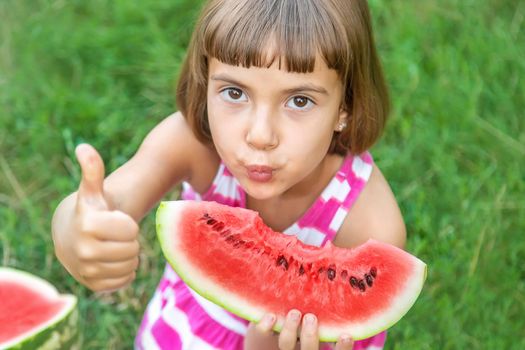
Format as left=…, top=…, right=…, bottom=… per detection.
left=52, top=0, right=406, bottom=349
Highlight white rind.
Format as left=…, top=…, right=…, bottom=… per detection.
left=156, top=201, right=427, bottom=341
left=0, top=268, right=62, bottom=298
left=0, top=267, right=77, bottom=349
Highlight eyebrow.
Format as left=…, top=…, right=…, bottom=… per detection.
left=210, top=73, right=329, bottom=95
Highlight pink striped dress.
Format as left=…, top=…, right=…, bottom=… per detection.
left=135, top=152, right=387, bottom=350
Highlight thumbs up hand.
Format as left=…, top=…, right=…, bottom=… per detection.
left=52, top=144, right=140, bottom=292
left=76, top=143, right=110, bottom=211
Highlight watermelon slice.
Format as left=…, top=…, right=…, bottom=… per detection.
left=156, top=200, right=426, bottom=341
left=0, top=267, right=78, bottom=350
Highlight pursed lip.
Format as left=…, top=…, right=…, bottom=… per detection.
left=245, top=164, right=274, bottom=182
left=245, top=165, right=274, bottom=173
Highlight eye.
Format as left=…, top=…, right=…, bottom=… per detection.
left=286, top=96, right=314, bottom=111
left=219, top=88, right=248, bottom=103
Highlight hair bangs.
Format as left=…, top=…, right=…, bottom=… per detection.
left=178, top=0, right=389, bottom=155
left=201, top=0, right=349, bottom=75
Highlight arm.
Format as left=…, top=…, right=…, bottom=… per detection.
left=51, top=112, right=219, bottom=291
left=334, top=163, right=406, bottom=250
left=92, top=112, right=218, bottom=220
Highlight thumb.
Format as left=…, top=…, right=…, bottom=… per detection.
left=255, top=314, right=276, bottom=334
left=75, top=143, right=108, bottom=210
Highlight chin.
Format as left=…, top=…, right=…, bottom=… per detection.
left=241, top=180, right=281, bottom=200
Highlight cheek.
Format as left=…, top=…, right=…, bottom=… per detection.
left=207, top=105, right=240, bottom=155
left=207, top=94, right=224, bottom=136
left=207, top=91, right=232, bottom=128
left=285, top=116, right=335, bottom=156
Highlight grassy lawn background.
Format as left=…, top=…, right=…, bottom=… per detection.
left=1, top=0, right=524, bottom=348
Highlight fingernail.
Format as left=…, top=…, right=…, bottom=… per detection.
left=340, top=334, right=352, bottom=344
left=264, top=313, right=275, bottom=325
left=304, top=314, right=316, bottom=325
left=289, top=310, right=301, bottom=322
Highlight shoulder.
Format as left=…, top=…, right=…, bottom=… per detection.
left=333, top=162, right=406, bottom=249
left=135, top=111, right=220, bottom=191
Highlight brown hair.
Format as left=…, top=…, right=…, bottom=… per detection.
left=176, top=0, right=389, bottom=155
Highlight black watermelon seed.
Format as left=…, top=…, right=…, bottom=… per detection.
left=233, top=240, right=245, bottom=248
left=212, top=222, right=225, bottom=231
left=327, top=268, right=336, bottom=281
left=350, top=276, right=358, bottom=288
left=370, top=267, right=377, bottom=278
left=277, top=256, right=289, bottom=270
left=206, top=218, right=217, bottom=225
left=358, top=279, right=366, bottom=292
left=299, top=265, right=305, bottom=275
left=365, top=274, right=373, bottom=287
left=305, top=263, right=313, bottom=273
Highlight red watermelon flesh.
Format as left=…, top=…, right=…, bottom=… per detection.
left=0, top=268, right=77, bottom=348
left=156, top=200, right=427, bottom=341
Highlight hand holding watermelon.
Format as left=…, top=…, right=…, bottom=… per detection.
left=51, top=144, right=140, bottom=292
left=246, top=310, right=354, bottom=350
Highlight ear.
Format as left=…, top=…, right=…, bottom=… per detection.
left=334, top=108, right=349, bottom=132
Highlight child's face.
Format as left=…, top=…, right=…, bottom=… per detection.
left=207, top=55, right=347, bottom=200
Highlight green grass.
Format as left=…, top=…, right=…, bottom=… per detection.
left=1, top=0, right=524, bottom=348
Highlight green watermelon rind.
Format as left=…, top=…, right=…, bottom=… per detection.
left=156, top=201, right=427, bottom=342
left=4, top=307, right=79, bottom=350
left=0, top=268, right=79, bottom=350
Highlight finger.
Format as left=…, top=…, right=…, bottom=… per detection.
left=80, top=257, right=139, bottom=279
left=76, top=239, right=140, bottom=262
left=82, top=210, right=139, bottom=242
left=87, top=272, right=136, bottom=293
left=300, top=314, right=319, bottom=350
left=334, top=334, right=354, bottom=350
left=278, top=309, right=301, bottom=350
left=76, top=143, right=108, bottom=210
left=254, top=313, right=277, bottom=334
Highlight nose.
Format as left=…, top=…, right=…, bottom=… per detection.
left=245, top=108, right=279, bottom=151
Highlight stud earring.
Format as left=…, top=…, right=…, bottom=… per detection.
left=336, top=120, right=347, bottom=132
